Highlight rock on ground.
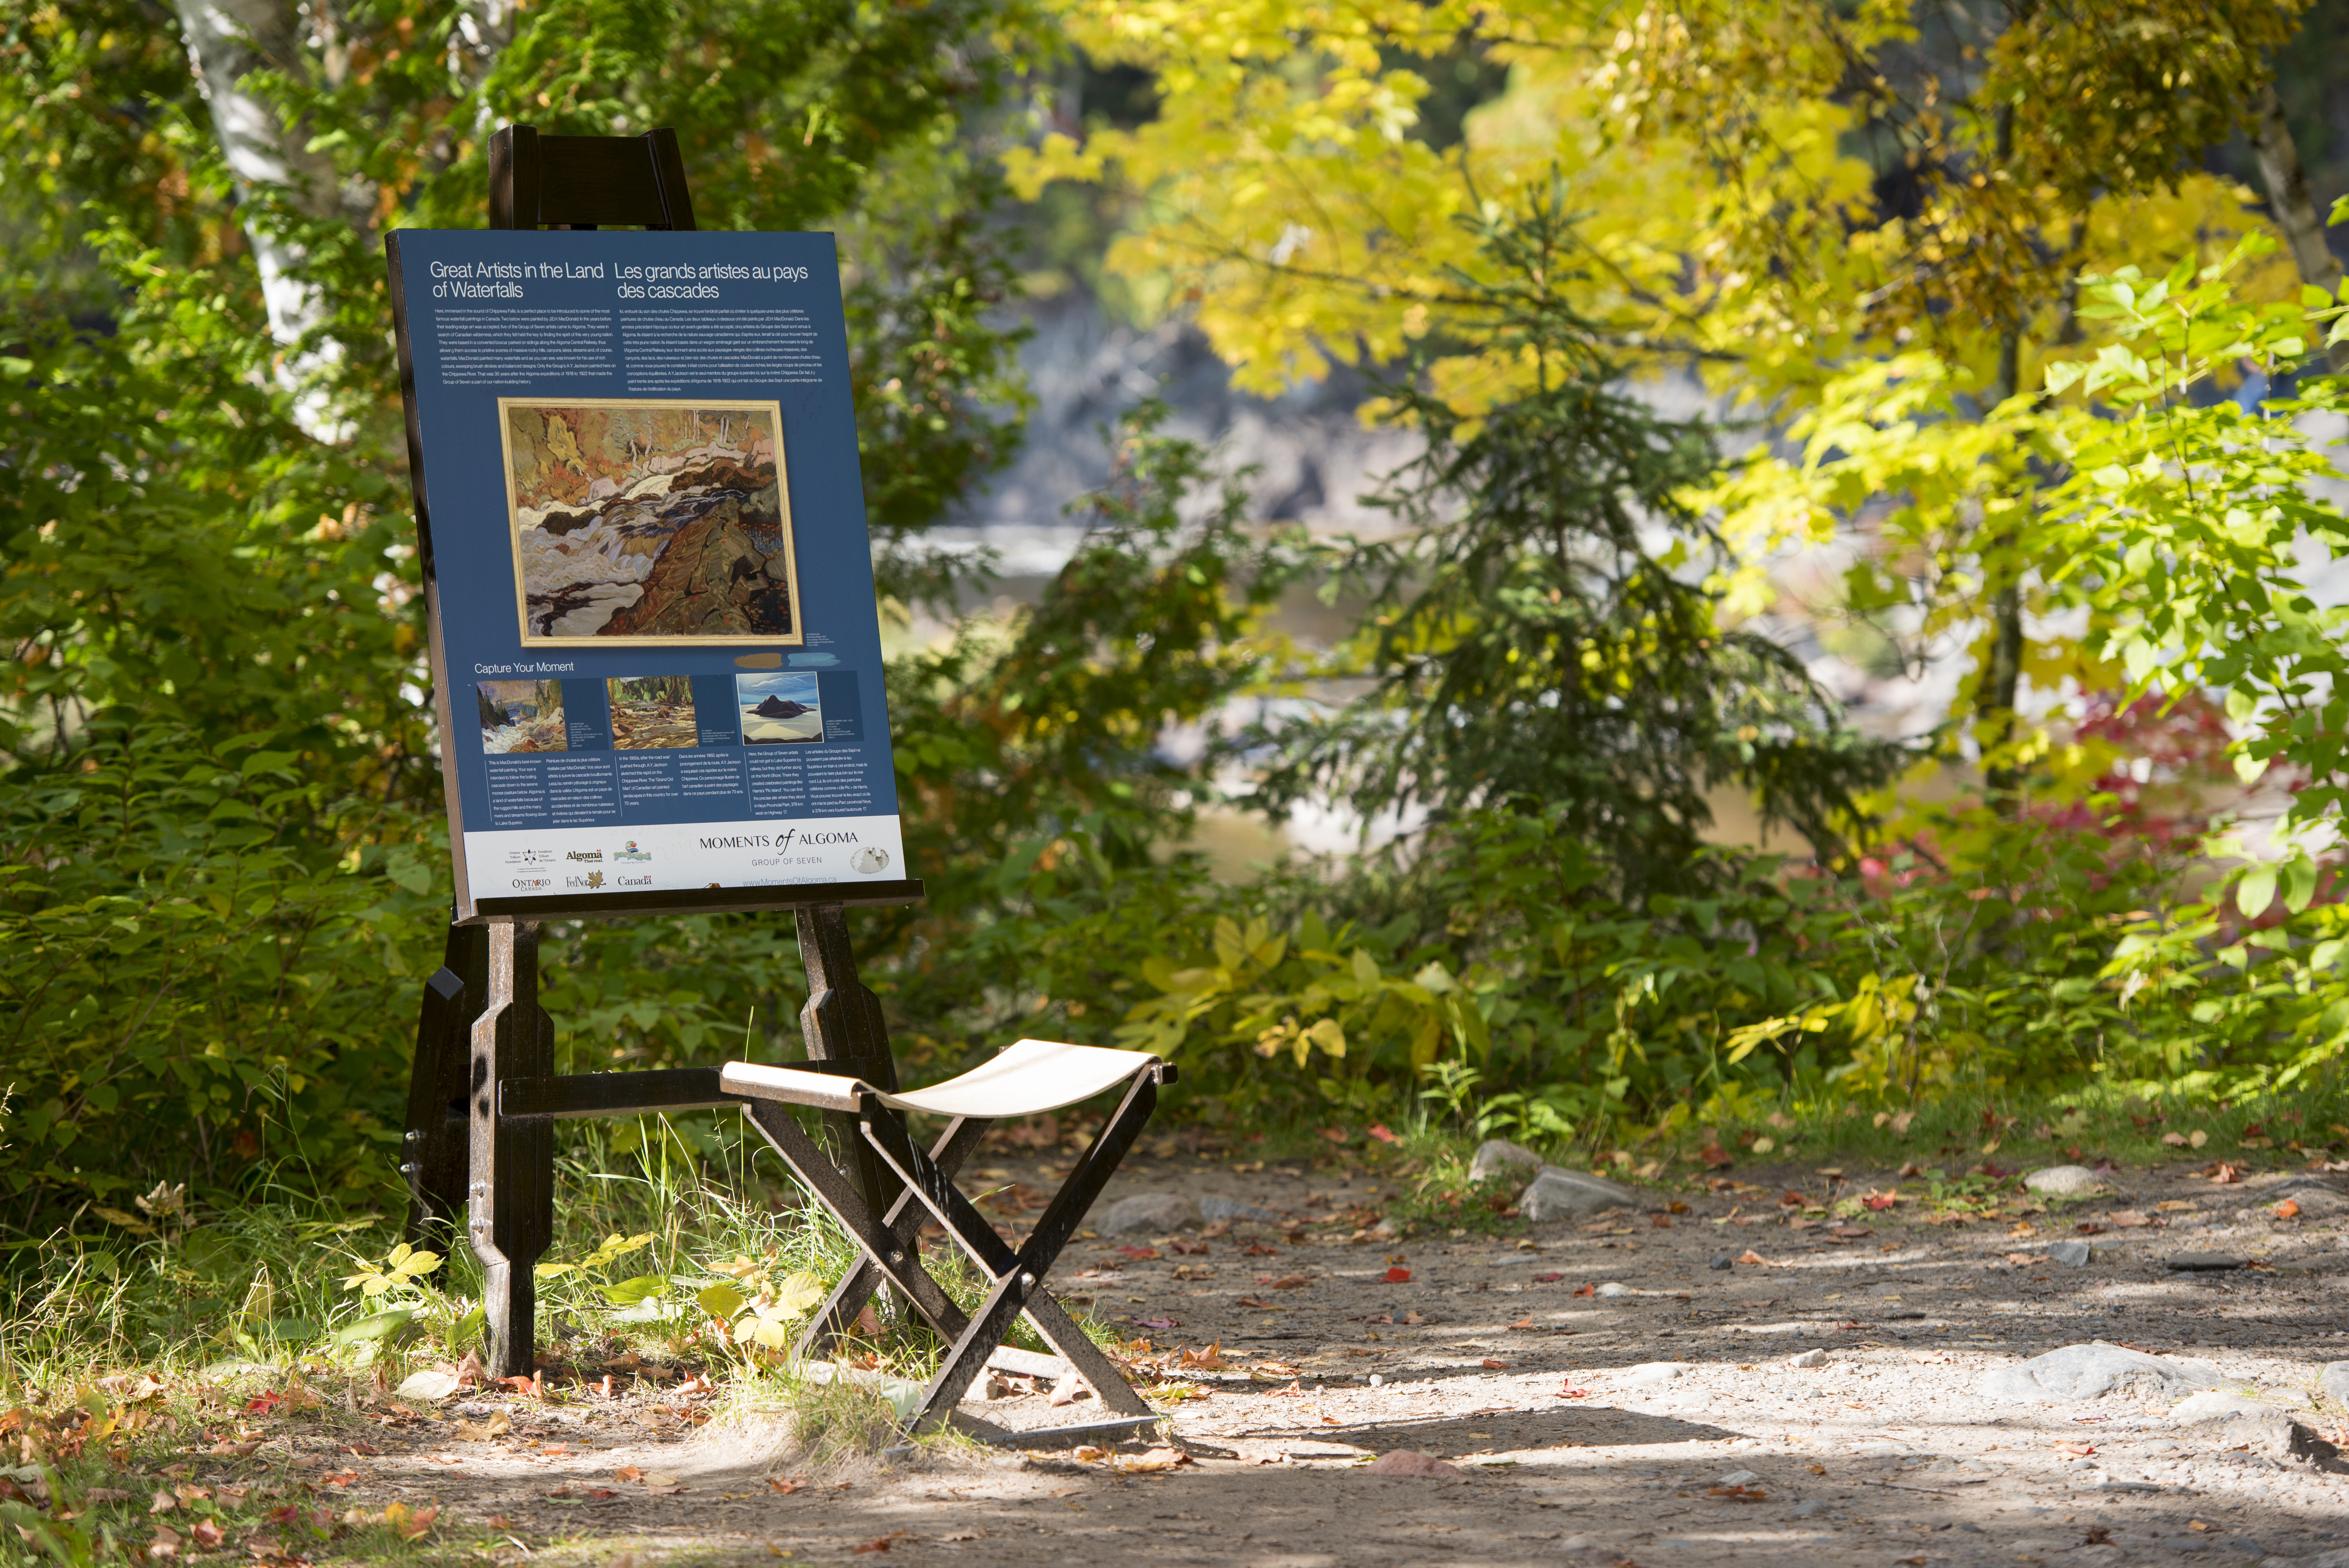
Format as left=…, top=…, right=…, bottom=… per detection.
left=1197, top=1196, right=1281, bottom=1224
left=2323, top=1361, right=2349, bottom=1406
left=1518, top=1165, right=1638, bottom=1222
left=2174, top=1393, right=2342, bottom=1467
left=1980, top=1340, right=2223, bottom=1404
left=1099, top=1194, right=1199, bottom=1235
left=2046, top=1239, right=2092, bottom=1267
left=1468, top=1138, right=1545, bottom=1183
left=1362, top=1449, right=1467, bottom=1479
left=2025, top=1164, right=2107, bottom=1196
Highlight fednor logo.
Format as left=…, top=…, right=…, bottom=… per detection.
left=566, top=871, right=605, bottom=889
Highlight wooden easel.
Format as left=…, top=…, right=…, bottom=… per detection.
left=396, top=126, right=920, bottom=1378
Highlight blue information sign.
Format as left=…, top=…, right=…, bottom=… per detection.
left=387, top=229, right=917, bottom=919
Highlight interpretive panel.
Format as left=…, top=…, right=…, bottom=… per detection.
left=387, top=229, right=913, bottom=920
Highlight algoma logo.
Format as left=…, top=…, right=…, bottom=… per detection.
left=566, top=850, right=603, bottom=862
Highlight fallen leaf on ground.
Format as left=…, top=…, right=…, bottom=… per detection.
left=2275, top=1199, right=2301, bottom=1219
left=614, top=1465, right=645, bottom=1482
left=1507, top=1315, right=1534, bottom=1330
left=1533, top=1271, right=1564, bottom=1283
left=1242, top=1242, right=1281, bottom=1257
left=1115, top=1448, right=1190, bottom=1473
left=768, top=1477, right=807, bottom=1496
left=381, top=1502, right=437, bottom=1540
left=150, top=1490, right=178, bottom=1515
left=1235, top=1295, right=1277, bottom=1309
left=1119, top=1246, right=1159, bottom=1261
left=1383, top=1267, right=1412, bottom=1283
left=2053, top=1442, right=2096, bottom=1458
left=1707, top=1486, right=1766, bottom=1502
left=148, top=1526, right=181, bottom=1559
left=852, top=1533, right=904, bottom=1554
left=1559, top=1385, right=1590, bottom=1399
left=1269, top=1274, right=1311, bottom=1288
left=1736, top=1250, right=1769, bottom=1266
left=451, top=1411, right=511, bottom=1441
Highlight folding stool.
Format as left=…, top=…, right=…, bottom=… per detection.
left=720, top=1039, right=1177, bottom=1440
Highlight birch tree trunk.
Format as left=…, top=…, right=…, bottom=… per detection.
left=2247, top=78, right=2349, bottom=374
left=174, top=0, right=355, bottom=437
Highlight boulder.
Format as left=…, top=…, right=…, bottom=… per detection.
left=1518, top=1165, right=1638, bottom=1222
left=1469, top=1138, right=1545, bottom=1183
left=1100, top=1194, right=1199, bottom=1235
left=2322, top=1361, right=2349, bottom=1407
left=2024, top=1165, right=2106, bottom=1196
left=2046, top=1239, right=2092, bottom=1268
left=1198, top=1195, right=1281, bottom=1224
left=1980, top=1341, right=2223, bottom=1404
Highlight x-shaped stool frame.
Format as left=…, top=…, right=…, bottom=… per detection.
left=725, top=1053, right=1175, bottom=1436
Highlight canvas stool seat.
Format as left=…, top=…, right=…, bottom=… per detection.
left=721, top=1037, right=1176, bottom=1441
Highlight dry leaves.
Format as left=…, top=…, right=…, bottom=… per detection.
left=450, top=1411, right=511, bottom=1441
left=1116, top=1447, right=1190, bottom=1474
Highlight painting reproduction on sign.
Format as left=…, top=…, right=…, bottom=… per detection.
left=737, top=672, right=823, bottom=744
left=501, top=398, right=800, bottom=646
left=478, top=679, right=566, bottom=753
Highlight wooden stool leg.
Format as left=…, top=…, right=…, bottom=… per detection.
left=467, top=919, right=555, bottom=1378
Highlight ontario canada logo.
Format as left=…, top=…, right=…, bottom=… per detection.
left=510, top=876, right=551, bottom=890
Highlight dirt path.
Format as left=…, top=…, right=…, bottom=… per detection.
left=282, top=1152, right=2349, bottom=1564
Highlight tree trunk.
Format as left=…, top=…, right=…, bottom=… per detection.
left=1982, top=326, right=2026, bottom=811
left=2247, top=77, right=2349, bottom=374
left=173, top=0, right=353, bottom=437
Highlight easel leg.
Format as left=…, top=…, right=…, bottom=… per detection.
left=467, top=919, right=555, bottom=1378
left=404, top=923, right=485, bottom=1244
left=797, top=904, right=905, bottom=1247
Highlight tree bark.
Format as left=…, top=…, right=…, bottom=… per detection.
left=174, top=0, right=353, bottom=437
left=2247, top=77, right=2349, bottom=374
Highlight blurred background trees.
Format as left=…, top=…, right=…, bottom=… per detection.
left=5, top=0, right=2349, bottom=1239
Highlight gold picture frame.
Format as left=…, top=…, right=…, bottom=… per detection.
left=497, top=396, right=803, bottom=648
